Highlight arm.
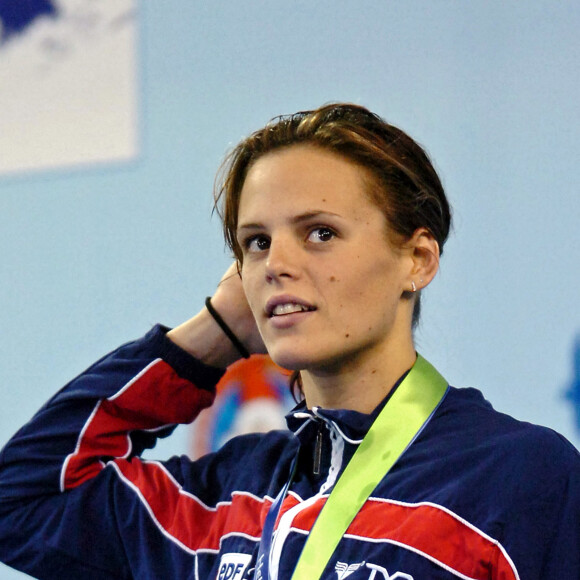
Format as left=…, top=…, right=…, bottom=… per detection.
left=499, top=431, right=580, bottom=580
left=537, top=438, right=580, bottom=579
left=0, top=264, right=265, bottom=578
left=167, top=262, right=266, bottom=366
left=0, top=326, right=224, bottom=577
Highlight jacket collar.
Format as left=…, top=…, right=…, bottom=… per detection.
left=285, top=368, right=411, bottom=444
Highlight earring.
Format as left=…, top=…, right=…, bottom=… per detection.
left=411, top=281, right=417, bottom=293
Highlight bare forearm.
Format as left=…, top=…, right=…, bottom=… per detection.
left=167, top=263, right=265, bottom=368
left=167, top=307, right=243, bottom=369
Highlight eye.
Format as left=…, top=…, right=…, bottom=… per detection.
left=243, top=234, right=270, bottom=253
left=307, top=227, right=336, bottom=244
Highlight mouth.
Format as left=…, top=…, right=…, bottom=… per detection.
left=265, top=297, right=317, bottom=318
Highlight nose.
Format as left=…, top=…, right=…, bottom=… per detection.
left=265, top=237, right=300, bottom=283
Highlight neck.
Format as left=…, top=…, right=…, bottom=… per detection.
left=300, top=340, right=417, bottom=414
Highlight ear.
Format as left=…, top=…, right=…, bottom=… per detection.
left=406, top=228, right=440, bottom=292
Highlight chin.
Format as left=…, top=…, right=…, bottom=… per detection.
left=267, top=352, right=304, bottom=372
left=265, top=345, right=312, bottom=372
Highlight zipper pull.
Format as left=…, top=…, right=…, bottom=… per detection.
left=313, top=424, right=323, bottom=476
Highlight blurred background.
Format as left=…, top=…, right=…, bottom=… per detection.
left=1, top=1, right=579, bottom=577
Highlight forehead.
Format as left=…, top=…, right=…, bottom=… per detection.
left=238, top=145, right=380, bottom=219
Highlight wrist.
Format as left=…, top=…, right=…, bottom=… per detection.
left=167, top=308, right=244, bottom=369
left=205, top=297, right=250, bottom=359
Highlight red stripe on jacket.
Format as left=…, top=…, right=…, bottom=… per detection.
left=61, top=358, right=214, bottom=491
left=113, top=459, right=272, bottom=553
left=284, top=495, right=518, bottom=580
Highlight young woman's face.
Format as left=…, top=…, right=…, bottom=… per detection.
left=237, top=145, right=414, bottom=374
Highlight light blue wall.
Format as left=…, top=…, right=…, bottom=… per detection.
left=1, top=2, right=579, bottom=577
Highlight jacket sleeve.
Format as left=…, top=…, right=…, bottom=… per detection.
left=536, top=436, right=580, bottom=579
left=0, top=324, right=224, bottom=579
left=500, top=429, right=580, bottom=580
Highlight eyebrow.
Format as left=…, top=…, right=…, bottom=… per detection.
left=237, top=210, right=343, bottom=233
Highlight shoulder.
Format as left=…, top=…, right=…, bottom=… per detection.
left=436, top=386, right=580, bottom=484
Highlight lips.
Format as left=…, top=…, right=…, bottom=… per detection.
left=265, top=296, right=316, bottom=318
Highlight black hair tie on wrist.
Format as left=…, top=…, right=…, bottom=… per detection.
left=205, top=297, right=250, bottom=359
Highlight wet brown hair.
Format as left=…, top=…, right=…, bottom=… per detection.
left=214, top=102, right=452, bottom=330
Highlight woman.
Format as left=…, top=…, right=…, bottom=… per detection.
left=0, top=104, right=578, bottom=579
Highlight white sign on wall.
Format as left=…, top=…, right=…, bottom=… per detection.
left=0, top=0, right=139, bottom=176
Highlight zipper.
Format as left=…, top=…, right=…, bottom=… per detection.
left=313, top=422, right=324, bottom=476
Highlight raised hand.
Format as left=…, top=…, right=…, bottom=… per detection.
left=167, top=263, right=266, bottom=368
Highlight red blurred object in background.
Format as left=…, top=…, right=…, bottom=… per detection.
left=189, top=355, right=294, bottom=458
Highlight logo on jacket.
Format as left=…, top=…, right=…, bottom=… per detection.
left=217, top=553, right=252, bottom=580
left=336, top=561, right=414, bottom=580
left=336, top=561, right=366, bottom=578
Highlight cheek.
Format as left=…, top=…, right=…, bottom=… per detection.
left=240, top=267, right=261, bottom=312
left=340, top=255, right=401, bottom=303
